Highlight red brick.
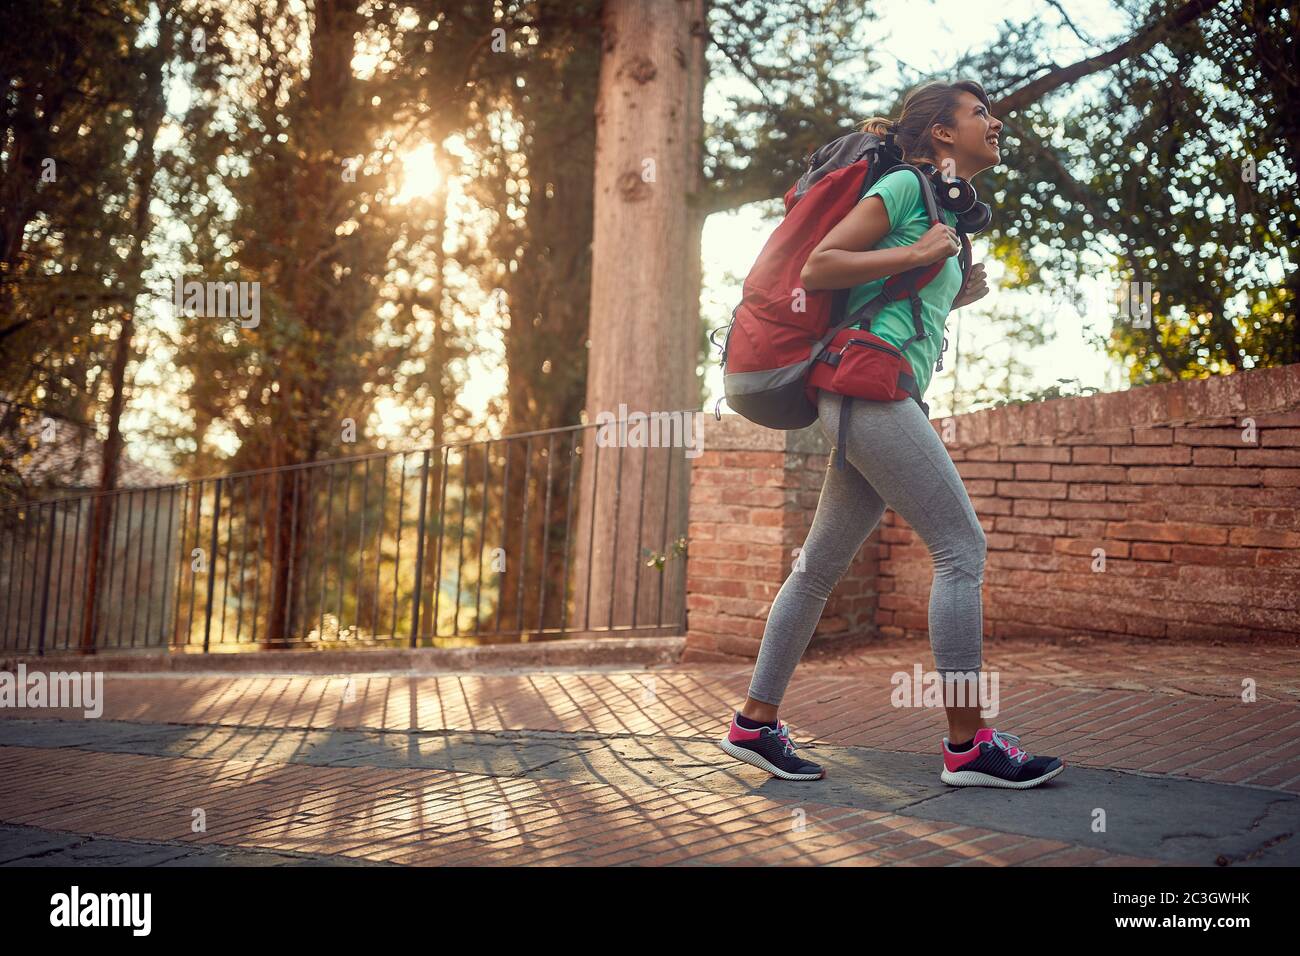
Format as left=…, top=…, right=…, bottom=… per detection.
left=998, top=446, right=1071, bottom=462
left=1111, top=445, right=1192, bottom=465
left=718, top=451, right=786, bottom=469
left=1228, top=527, right=1300, bottom=548
left=1013, top=463, right=1053, bottom=480
left=1064, top=483, right=1107, bottom=502
left=1063, top=427, right=1133, bottom=446
left=1165, top=504, right=1250, bottom=526
left=1066, top=519, right=1110, bottom=538
left=1127, top=466, right=1179, bottom=484
left=996, top=481, right=1069, bottom=499
left=1070, top=446, right=1112, bottom=463
left=1191, top=448, right=1236, bottom=466
left=956, top=460, right=1016, bottom=480
left=1106, top=521, right=1229, bottom=545
left=1252, top=412, right=1300, bottom=426
left=1257, top=549, right=1300, bottom=568
left=1131, top=542, right=1172, bottom=561
left=1053, top=538, right=1131, bottom=558
left=1124, top=502, right=1167, bottom=521
left=1051, top=464, right=1128, bottom=482
left=1172, top=467, right=1263, bottom=486
left=1263, top=469, right=1300, bottom=487
left=1101, top=521, right=1183, bottom=543
left=1014, top=534, right=1056, bottom=553
left=1172, top=427, right=1253, bottom=447
left=1170, top=545, right=1255, bottom=566
left=968, top=496, right=1013, bottom=515
left=1132, top=427, right=1174, bottom=445
left=1252, top=508, right=1300, bottom=530
left=1050, top=501, right=1127, bottom=519
left=1237, top=448, right=1300, bottom=467
left=994, top=516, right=1069, bottom=536
left=1261, top=428, right=1300, bottom=447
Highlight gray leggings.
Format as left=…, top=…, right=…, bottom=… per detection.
left=746, top=389, right=987, bottom=706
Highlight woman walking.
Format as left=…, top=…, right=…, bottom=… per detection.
left=719, top=80, right=1064, bottom=790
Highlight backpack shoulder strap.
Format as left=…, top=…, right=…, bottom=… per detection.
left=875, top=163, right=942, bottom=226
left=954, top=232, right=973, bottom=300
left=836, top=165, right=968, bottom=345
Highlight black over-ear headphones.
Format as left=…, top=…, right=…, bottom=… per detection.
left=916, top=162, right=992, bottom=235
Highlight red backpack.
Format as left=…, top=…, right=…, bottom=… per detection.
left=713, top=131, right=971, bottom=470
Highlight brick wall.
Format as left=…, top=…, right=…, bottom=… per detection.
left=684, top=364, right=1300, bottom=660
left=683, top=415, right=879, bottom=662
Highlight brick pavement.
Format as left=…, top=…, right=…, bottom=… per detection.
left=0, top=636, right=1297, bottom=865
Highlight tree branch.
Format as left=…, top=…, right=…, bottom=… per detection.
left=991, top=0, right=1225, bottom=115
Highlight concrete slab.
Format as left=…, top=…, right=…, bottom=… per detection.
left=0, top=824, right=388, bottom=867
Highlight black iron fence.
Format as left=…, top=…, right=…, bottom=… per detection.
left=0, top=414, right=695, bottom=653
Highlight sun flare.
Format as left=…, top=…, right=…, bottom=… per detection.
left=395, top=142, right=441, bottom=203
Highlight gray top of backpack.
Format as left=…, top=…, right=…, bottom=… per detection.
left=791, top=130, right=904, bottom=204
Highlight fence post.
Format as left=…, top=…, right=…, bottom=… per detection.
left=409, top=449, right=431, bottom=647
left=202, top=477, right=223, bottom=654
left=36, top=503, right=56, bottom=657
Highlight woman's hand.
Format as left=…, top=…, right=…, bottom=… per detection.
left=911, top=222, right=960, bottom=266
left=952, top=262, right=989, bottom=309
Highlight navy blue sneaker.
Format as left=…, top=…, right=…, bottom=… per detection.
left=941, top=728, right=1064, bottom=789
left=718, top=712, right=825, bottom=780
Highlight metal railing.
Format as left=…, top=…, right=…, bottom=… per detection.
left=0, top=415, right=693, bottom=653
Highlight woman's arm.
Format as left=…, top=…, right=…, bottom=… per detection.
left=799, top=194, right=960, bottom=291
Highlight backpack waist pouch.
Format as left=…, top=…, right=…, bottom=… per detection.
left=806, top=328, right=929, bottom=470
left=806, top=328, right=917, bottom=403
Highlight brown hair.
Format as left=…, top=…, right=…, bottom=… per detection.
left=861, top=80, right=990, bottom=163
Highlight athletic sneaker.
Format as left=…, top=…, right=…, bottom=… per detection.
left=718, top=712, right=825, bottom=780
left=940, top=727, right=1064, bottom=789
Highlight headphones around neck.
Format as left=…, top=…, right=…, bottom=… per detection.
left=915, top=161, right=993, bottom=235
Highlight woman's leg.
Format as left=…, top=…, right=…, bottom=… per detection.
left=817, top=392, right=989, bottom=743
left=742, top=427, right=887, bottom=716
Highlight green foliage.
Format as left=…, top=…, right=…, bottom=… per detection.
left=0, top=0, right=190, bottom=499
left=959, top=0, right=1298, bottom=393
left=704, top=0, right=887, bottom=215
left=167, top=0, right=452, bottom=473
left=643, top=535, right=688, bottom=572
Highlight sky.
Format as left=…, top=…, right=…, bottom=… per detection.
left=699, top=0, right=1137, bottom=420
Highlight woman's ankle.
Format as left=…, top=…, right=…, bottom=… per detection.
left=740, top=698, right=779, bottom=724
left=946, top=718, right=986, bottom=743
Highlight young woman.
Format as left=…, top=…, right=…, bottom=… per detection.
left=718, top=80, right=1064, bottom=790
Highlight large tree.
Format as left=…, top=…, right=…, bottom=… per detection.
left=570, top=0, right=706, bottom=634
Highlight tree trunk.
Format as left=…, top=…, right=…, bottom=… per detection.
left=77, top=20, right=170, bottom=653
left=499, top=0, right=600, bottom=640
left=77, top=323, right=130, bottom=654
left=571, top=0, right=705, bottom=636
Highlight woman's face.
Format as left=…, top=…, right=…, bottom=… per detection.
left=939, top=91, right=1003, bottom=174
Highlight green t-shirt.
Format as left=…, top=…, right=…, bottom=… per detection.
left=845, top=169, right=963, bottom=399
